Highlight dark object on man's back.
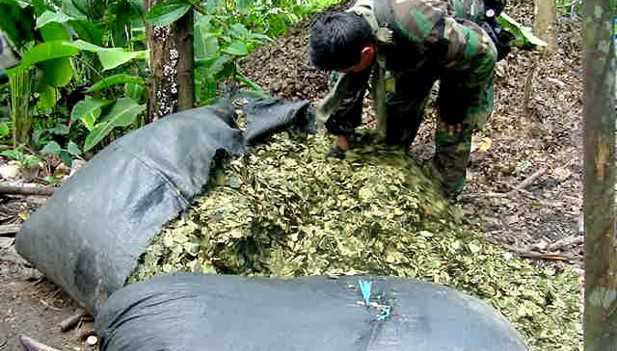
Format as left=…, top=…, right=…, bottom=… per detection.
left=480, top=0, right=514, bottom=60
left=481, top=20, right=515, bottom=61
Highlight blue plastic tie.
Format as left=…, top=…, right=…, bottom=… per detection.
left=358, top=279, right=372, bottom=305
left=377, top=305, right=392, bottom=321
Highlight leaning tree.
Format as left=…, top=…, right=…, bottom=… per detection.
left=583, top=0, right=617, bottom=349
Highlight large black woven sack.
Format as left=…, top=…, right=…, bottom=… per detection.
left=15, top=98, right=311, bottom=315
left=96, top=273, right=528, bottom=351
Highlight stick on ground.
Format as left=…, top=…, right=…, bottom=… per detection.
left=58, top=310, right=88, bottom=332
left=18, top=335, right=62, bottom=351
left=0, top=185, right=55, bottom=196
left=0, top=224, right=20, bottom=236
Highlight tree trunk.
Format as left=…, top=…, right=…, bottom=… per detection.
left=533, top=0, right=557, bottom=51
left=144, top=0, right=195, bottom=122
left=583, top=0, right=617, bottom=349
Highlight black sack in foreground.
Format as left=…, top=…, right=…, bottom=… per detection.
left=96, top=273, right=528, bottom=351
left=15, top=98, right=312, bottom=315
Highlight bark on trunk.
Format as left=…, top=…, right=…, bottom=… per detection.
left=533, top=0, right=557, bottom=51
left=144, top=0, right=194, bottom=122
left=583, top=0, right=617, bottom=349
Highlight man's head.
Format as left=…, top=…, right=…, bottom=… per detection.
left=309, top=12, right=376, bottom=73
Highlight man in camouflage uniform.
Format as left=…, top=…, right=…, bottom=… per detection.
left=310, top=0, right=506, bottom=197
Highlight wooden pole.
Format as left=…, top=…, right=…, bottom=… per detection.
left=583, top=0, right=617, bottom=348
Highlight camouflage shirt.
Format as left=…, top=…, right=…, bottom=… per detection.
left=316, top=0, right=497, bottom=132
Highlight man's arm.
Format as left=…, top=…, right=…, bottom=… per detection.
left=316, top=69, right=372, bottom=152
left=435, top=17, right=497, bottom=126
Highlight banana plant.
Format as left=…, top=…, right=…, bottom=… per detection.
left=0, top=0, right=148, bottom=154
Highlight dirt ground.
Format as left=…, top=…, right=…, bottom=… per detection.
left=0, top=195, right=96, bottom=351
left=0, top=0, right=582, bottom=349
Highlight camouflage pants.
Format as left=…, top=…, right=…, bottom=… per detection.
left=324, top=67, right=494, bottom=196
left=376, top=66, right=494, bottom=196
left=379, top=20, right=496, bottom=196
left=320, top=19, right=497, bottom=196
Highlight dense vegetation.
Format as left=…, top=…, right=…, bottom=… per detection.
left=0, top=0, right=341, bottom=182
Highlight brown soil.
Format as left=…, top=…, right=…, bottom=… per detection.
left=1, top=220, right=91, bottom=351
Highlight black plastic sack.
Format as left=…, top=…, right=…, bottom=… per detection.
left=15, top=98, right=311, bottom=315
left=96, top=273, right=528, bottom=351
left=244, top=98, right=314, bottom=144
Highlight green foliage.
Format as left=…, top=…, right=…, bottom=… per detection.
left=0, top=0, right=149, bottom=166
left=0, top=122, right=9, bottom=138
left=71, top=96, right=111, bottom=130
left=0, top=147, right=42, bottom=169
left=189, top=0, right=344, bottom=103
left=194, top=12, right=272, bottom=103
left=82, top=97, right=145, bottom=151
left=0, top=0, right=345, bottom=176
left=498, top=13, right=548, bottom=49
left=86, top=74, right=145, bottom=93
left=41, top=139, right=81, bottom=166
left=554, top=0, right=581, bottom=17
left=0, top=0, right=36, bottom=46
left=145, top=0, right=192, bottom=27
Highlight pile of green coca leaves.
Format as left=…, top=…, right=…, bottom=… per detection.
left=130, top=130, right=582, bottom=351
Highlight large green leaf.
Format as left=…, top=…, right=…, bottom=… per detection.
left=41, top=141, right=62, bottom=156
left=65, top=40, right=148, bottom=70
left=38, top=57, right=73, bottom=87
left=0, top=0, right=25, bottom=7
left=100, top=97, right=145, bottom=128
left=97, top=49, right=148, bottom=71
left=36, top=10, right=73, bottom=28
left=67, top=141, right=81, bottom=156
left=17, top=41, right=79, bottom=70
left=222, top=41, right=248, bottom=56
left=67, top=39, right=103, bottom=52
left=497, top=13, right=547, bottom=49
left=195, top=54, right=231, bottom=77
left=87, top=74, right=145, bottom=93
left=61, top=0, right=88, bottom=19
left=40, top=21, right=71, bottom=41
left=125, top=82, right=145, bottom=102
left=84, top=97, right=145, bottom=151
left=145, top=0, right=191, bottom=27
left=229, top=23, right=250, bottom=39
left=195, top=31, right=219, bottom=60
left=69, top=20, right=104, bottom=45
left=70, top=96, right=110, bottom=128
left=35, top=10, right=104, bottom=45
left=27, top=0, right=51, bottom=15
left=36, top=83, right=57, bottom=110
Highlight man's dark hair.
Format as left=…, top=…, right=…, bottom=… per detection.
left=309, top=12, right=374, bottom=71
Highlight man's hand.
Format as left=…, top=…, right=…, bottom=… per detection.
left=335, top=135, right=350, bottom=151
left=326, top=135, right=350, bottom=160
